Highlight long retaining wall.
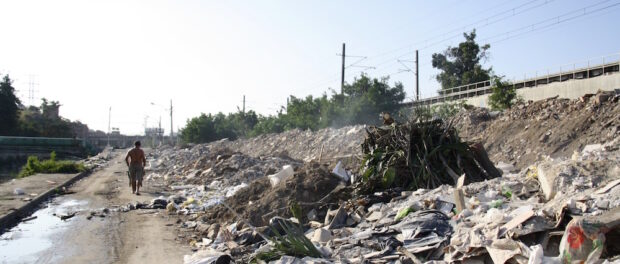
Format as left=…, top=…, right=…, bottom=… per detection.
left=465, top=73, right=620, bottom=107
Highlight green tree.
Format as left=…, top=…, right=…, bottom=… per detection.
left=18, top=102, right=73, bottom=137
left=249, top=112, right=288, bottom=137
left=333, top=74, right=405, bottom=126
left=284, top=95, right=326, bottom=131
left=180, top=113, right=217, bottom=143
left=0, top=75, right=22, bottom=135
left=179, top=73, right=406, bottom=144
left=488, top=76, right=517, bottom=110
left=432, top=30, right=492, bottom=90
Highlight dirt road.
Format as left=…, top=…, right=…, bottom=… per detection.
left=2, top=150, right=189, bottom=263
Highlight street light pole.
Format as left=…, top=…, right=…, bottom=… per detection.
left=151, top=101, right=174, bottom=146
left=107, top=107, right=111, bottom=146
left=170, top=100, right=173, bottom=145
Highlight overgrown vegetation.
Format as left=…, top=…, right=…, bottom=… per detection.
left=404, top=100, right=470, bottom=121
left=0, top=75, right=21, bottom=136
left=359, top=112, right=501, bottom=193
left=180, top=74, right=405, bottom=144
left=18, top=151, right=86, bottom=178
left=488, top=76, right=519, bottom=110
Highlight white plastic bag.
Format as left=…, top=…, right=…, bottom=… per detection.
left=268, top=165, right=294, bottom=187
left=332, top=161, right=350, bottom=182
left=13, top=188, right=25, bottom=195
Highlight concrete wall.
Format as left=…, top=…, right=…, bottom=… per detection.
left=465, top=73, right=620, bottom=107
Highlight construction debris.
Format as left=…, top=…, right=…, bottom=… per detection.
left=454, top=90, right=620, bottom=170
left=359, top=119, right=500, bottom=193
left=138, top=96, right=620, bottom=263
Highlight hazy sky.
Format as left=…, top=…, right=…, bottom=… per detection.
left=1, top=0, right=619, bottom=135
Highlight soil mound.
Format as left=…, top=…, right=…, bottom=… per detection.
left=454, top=91, right=619, bottom=170
left=202, top=162, right=344, bottom=227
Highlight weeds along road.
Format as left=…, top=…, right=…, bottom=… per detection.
left=13, top=149, right=189, bottom=263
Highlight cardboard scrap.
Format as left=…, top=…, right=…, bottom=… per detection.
left=498, top=209, right=535, bottom=238
left=594, top=179, right=620, bottom=195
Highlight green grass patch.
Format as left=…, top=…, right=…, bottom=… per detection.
left=18, top=152, right=86, bottom=178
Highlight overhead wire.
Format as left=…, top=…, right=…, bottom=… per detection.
left=370, top=0, right=619, bottom=77
left=302, top=0, right=552, bottom=93
left=302, top=0, right=620, bottom=99
left=363, top=0, right=554, bottom=66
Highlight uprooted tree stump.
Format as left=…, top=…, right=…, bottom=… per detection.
left=359, top=119, right=501, bottom=193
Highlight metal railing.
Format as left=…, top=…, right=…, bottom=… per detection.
left=404, top=52, right=620, bottom=107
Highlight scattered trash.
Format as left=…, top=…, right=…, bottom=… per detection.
left=331, top=161, right=350, bottom=182
left=183, top=248, right=232, bottom=264
left=56, top=212, right=76, bottom=221
left=21, top=216, right=37, bottom=222
left=13, top=188, right=25, bottom=195
left=268, top=165, right=294, bottom=187
left=141, top=95, right=620, bottom=263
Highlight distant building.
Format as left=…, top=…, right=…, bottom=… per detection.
left=41, top=101, right=60, bottom=119
left=144, top=127, right=164, bottom=138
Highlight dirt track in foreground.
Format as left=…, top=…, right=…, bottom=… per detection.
left=31, top=150, right=189, bottom=263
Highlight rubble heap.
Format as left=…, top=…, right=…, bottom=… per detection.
left=200, top=162, right=346, bottom=227
left=454, top=90, right=620, bottom=170
left=181, top=137, right=619, bottom=264
left=210, top=125, right=366, bottom=162
left=360, top=120, right=500, bottom=193
left=82, top=147, right=113, bottom=170
left=136, top=92, right=620, bottom=263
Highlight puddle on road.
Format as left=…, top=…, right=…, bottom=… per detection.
left=0, top=198, right=88, bottom=264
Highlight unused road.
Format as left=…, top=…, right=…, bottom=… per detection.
left=1, top=150, right=189, bottom=264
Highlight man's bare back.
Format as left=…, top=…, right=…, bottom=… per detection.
left=126, top=148, right=146, bottom=166
left=125, top=141, right=146, bottom=195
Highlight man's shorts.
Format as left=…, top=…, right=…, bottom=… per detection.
left=129, top=164, right=144, bottom=182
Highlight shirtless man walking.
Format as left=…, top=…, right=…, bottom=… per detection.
left=125, top=141, right=146, bottom=195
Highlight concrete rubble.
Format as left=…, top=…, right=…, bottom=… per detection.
left=130, top=93, right=618, bottom=263
left=82, top=146, right=114, bottom=170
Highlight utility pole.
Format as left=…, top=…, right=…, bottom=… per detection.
left=169, top=100, right=173, bottom=145
left=242, top=95, right=245, bottom=115
left=158, top=116, right=162, bottom=146
left=340, top=43, right=346, bottom=95
left=415, top=50, right=420, bottom=101
left=107, top=107, right=111, bottom=146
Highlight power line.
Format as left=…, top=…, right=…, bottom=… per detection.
left=483, top=0, right=620, bottom=44
left=369, top=0, right=619, bottom=77
left=347, top=0, right=523, bottom=57
left=303, top=0, right=553, bottom=95
left=363, top=0, right=554, bottom=66
left=296, top=0, right=619, bottom=105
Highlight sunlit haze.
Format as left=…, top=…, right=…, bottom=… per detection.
left=1, top=0, right=619, bottom=135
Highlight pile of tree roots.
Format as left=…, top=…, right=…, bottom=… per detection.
left=359, top=119, right=501, bottom=193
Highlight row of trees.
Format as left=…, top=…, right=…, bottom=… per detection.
left=0, top=75, right=89, bottom=138
left=180, top=75, right=405, bottom=143
left=180, top=30, right=518, bottom=144
left=0, top=29, right=517, bottom=144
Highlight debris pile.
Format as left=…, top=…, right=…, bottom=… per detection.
left=454, top=90, right=620, bottom=170
left=199, top=161, right=346, bottom=227
left=82, top=147, right=114, bottom=170
left=359, top=120, right=500, bottom=193
left=210, top=125, right=366, bottom=162
left=181, top=138, right=619, bottom=263
left=133, top=94, right=619, bottom=263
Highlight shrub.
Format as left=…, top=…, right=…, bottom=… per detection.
left=18, top=151, right=86, bottom=178
left=488, top=76, right=518, bottom=110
